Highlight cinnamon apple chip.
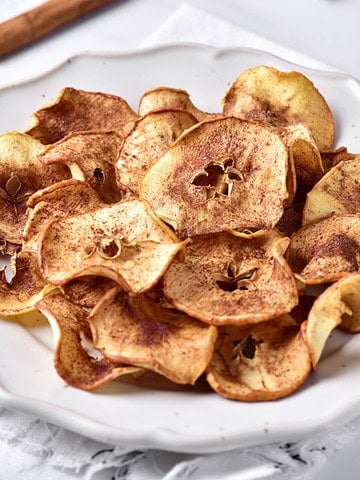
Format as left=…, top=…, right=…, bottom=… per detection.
left=304, top=273, right=360, bottom=369
left=36, top=293, right=143, bottom=391
left=303, top=159, right=360, bottom=225
left=39, top=199, right=184, bottom=292
left=26, top=87, right=138, bottom=144
left=0, top=132, right=70, bottom=245
left=62, top=276, right=118, bottom=308
left=206, top=315, right=311, bottom=401
left=140, top=117, right=290, bottom=237
left=89, top=288, right=217, bottom=384
left=138, top=86, right=212, bottom=121
left=116, top=109, right=197, bottom=193
left=164, top=230, right=298, bottom=325
left=23, top=179, right=104, bottom=253
left=286, top=214, right=360, bottom=284
left=223, top=65, right=335, bottom=151
left=0, top=251, right=56, bottom=317
left=40, top=131, right=124, bottom=203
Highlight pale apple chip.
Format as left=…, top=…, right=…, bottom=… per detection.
left=138, top=86, right=212, bottom=121
left=164, top=231, right=298, bottom=325
left=304, top=273, right=360, bottom=368
left=26, top=87, right=138, bottom=144
left=116, top=109, right=198, bottom=193
left=286, top=214, right=360, bottom=284
left=303, top=159, right=360, bottom=225
left=62, top=276, right=118, bottom=308
left=206, top=315, right=311, bottom=401
left=0, top=251, right=56, bottom=317
left=39, top=199, right=184, bottom=292
left=23, top=179, right=104, bottom=253
left=140, top=117, right=290, bottom=237
left=36, top=293, right=143, bottom=391
left=39, top=131, right=124, bottom=203
left=89, top=287, right=217, bottom=384
left=0, top=132, right=70, bottom=245
left=222, top=65, right=335, bottom=151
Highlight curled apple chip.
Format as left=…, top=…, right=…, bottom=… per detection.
left=36, top=293, right=143, bottom=391
left=304, top=274, right=360, bottom=368
left=206, top=315, right=311, bottom=401
left=0, top=251, right=56, bottom=317
left=321, top=147, right=358, bottom=172
left=303, top=159, right=360, bottom=225
left=40, top=131, right=124, bottom=203
left=89, top=287, right=217, bottom=384
left=26, top=87, right=138, bottom=144
left=164, top=231, right=298, bottom=325
left=140, top=117, right=290, bottom=237
left=138, top=86, right=211, bottom=121
left=116, top=109, right=198, bottom=193
left=39, top=199, right=184, bottom=292
left=223, top=65, right=335, bottom=151
left=62, top=276, right=118, bottom=308
left=23, top=179, right=104, bottom=253
left=276, top=123, right=323, bottom=195
left=0, top=132, right=70, bottom=245
left=286, top=214, right=360, bottom=284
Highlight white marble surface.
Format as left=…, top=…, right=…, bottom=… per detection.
left=1, top=1, right=360, bottom=479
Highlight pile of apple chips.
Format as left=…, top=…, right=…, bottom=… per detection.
left=1, top=65, right=360, bottom=401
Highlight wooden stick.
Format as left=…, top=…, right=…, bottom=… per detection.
left=0, top=0, right=118, bottom=56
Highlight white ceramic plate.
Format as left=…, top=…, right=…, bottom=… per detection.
left=0, top=45, right=360, bottom=454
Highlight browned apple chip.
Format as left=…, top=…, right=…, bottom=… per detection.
left=0, top=250, right=56, bottom=317
left=62, top=276, right=118, bottom=308
left=0, top=132, right=70, bottom=245
left=39, top=199, right=184, bottom=292
left=89, top=287, right=217, bottom=384
left=223, top=65, right=335, bottom=151
left=116, top=109, right=198, bottom=193
left=39, top=131, right=124, bottom=203
left=138, top=86, right=212, bottom=121
left=23, top=179, right=104, bottom=253
left=276, top=202, right=304, bottom=237
left=303, top=159, right=360, bottom=225
left=206, top=315, right=311, bottom=401
left=36, top=293, right=143, bottom=390
left=164, top=230, right=298, bottom=325
left=321, top=147, right=358, bottom=172
left=26, top=87, right=138, bottom=144
left=140, top=117, right=290, bottom=237
left=286, top=214, right=360, bottom=284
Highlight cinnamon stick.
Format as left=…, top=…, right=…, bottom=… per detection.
left=0, top=0, right=118, bottom=56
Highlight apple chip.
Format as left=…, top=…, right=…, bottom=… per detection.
left=26, top=87, right=138, bottom=144
left=62, top=276, right=118, bottom=308
left=223, top=65, right=335, bottom=151
left=0, top=251, right=56, bottom=317
left=276, top=123, right=323, bottom=195
left=138, top=86, right=211, bottom=121
left=286, top=214, right=360, bottom=284
left=321, top=147, right=358, bottom=172
left=39, top=199, right=184, bottom=292
left=304, top=274, right=360, bottom=369
left=140, top=117, right=290, bottom=237
left=303, top=159, right=360, bottom=225
left=36, top=293, right=142, bottom=390
left=164, top=231, right=298, bottom=325
left=40, top=131, right=124, bottom=203
left=23, top=179, right=104, bottom=253
left=89, top=287, right=217, bottom=384
left=0, top=132, right=70, bottom=245
left=206, top=315, right=311, bottom=401
left=116, top=109, right=198, bottom=193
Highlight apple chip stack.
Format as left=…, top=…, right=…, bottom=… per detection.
left=0, top=66, right=359, bottom=401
